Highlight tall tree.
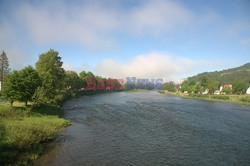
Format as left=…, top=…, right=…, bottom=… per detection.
left=36, top=49, right=65, bottom=99
left=0, top=50, right=10, bottom=84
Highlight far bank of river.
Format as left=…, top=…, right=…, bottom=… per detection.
left=158, top=90, right=250, bottom=106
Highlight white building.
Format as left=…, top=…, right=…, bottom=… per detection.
left=247, top=87, right=250, bottom=95
left=202, top=89, right=209, bottom=95
left=219, top=86, right=223, bottom=92
left=214, top=90, right=220, bottom=95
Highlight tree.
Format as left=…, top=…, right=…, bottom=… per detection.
left=2, top=66, right=40, bottom=106
left=36, top=49, right=65, bottom=100
left=0, top=50, right=10, bottom=84
left=162, top=81, right=176, bottom=92
left=207, top=79, right=218, bottom=94
left=180, top=80, right=189, bottom=92
left=18, top=66, right=41, bottom=105
left=188, top=80, right=196, bottom=86
left=232, top=80, right=246, bottom=94
left=2, top=71, right=20, bottom=106
left=64, top=71, right=81, bottom=91
left=201, top=77, right=208, bottom=88
left=223, top=87, right=232, bottom=94
left=79, top=71, right=95, bottom=89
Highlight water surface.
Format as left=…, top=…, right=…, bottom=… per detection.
left=33, top=91, right=250, bottom=166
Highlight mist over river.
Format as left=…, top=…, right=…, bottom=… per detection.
left=33, top=91, right=250, bottom=166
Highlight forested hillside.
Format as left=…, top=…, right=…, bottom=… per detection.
left=187, top=63, right=250, bottom=86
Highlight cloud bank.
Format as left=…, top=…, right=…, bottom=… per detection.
left=94, top=51, right=203, bottom=83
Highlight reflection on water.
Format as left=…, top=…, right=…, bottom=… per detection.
left=33, top=91, right=250, bottom=166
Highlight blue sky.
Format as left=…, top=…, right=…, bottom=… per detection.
left=0, top=0, right=250, bottom=82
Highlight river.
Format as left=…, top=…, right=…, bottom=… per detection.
left=33, top=91, right=250, bottom=166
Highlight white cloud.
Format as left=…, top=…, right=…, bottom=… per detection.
left=95, top=51, right=204, bottom=83
left=126, top=0, right=194, bottom=35
left=9, top=0, right=211, bottom=49
left=14, top=1, right=118, bottom=50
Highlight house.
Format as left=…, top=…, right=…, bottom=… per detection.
left=202, top=89, right=209, bottom=95
left=184, top=91, right=188, bottom=94
left=214, top=90, right=220, bottom=95
left=219, top=86, right=223, bottom=92
left=224, top=84, right=232, bottom=89
left=247, top=87, right=250, bottom=95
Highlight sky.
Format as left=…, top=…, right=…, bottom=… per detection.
left=0, top=0, right=250, bottom=83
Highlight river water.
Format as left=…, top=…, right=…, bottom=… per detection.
left=33, top=91, right=250, bottom=166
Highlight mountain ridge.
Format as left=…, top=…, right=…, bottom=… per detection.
left=187, top=63, right=250, bottom=86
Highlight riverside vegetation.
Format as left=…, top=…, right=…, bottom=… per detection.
left=158, top=90, right=250, bottom=106
left=0, top=49, right=121, bottom=165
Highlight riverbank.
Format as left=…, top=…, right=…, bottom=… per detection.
left=158, top=90, right=250, bottom=106
left=0, top=89, right=124, bottom=165
left=0, top=102, right=71, bottom=165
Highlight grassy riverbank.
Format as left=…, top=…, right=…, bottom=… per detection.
left=158, top=90, right=250, bottom=106
left=0, top=102, right=71, bottom=165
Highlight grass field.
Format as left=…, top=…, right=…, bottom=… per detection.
left=0, top=102, right=71, bottom=165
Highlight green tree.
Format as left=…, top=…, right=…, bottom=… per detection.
left=0, top=50, right=10, bottom=84
left=86, top=71, right=94, bottom=78
left=188, top=80, right=196, bottom=86
left=64, top=71, right=81, bottom=91
left=232, top=80, right=246, bottom=94
left=223, top=87, right=232, bottom=94
left=19, top=66, right=41, bottom=105
left=201, top=76, right=208, bottom=88
left=191, top=84, right=198, bottom=93
left=79, top=71, right=95, bottom=89
left=162, top=81, right=176, bottom=92
left=36, top=49, right=65, bottom=100
left=2, top=66, right=40, bottom=106
left=180, top=80, right=189, bottom=92
left=207, top=79, right=218, bottom=94
left=2, top=71, right=20, bottom=106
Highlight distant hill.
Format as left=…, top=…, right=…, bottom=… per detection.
left=187, top=63, right=250, bottom=86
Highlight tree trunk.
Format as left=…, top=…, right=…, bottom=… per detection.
left=25, top=101, right=28, bottom=106
left=10, top=101, right=13, bottom=107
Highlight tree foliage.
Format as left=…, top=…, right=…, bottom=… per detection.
left=2, top=66, right=41, bottom=105
left=232, top=80, right=246, bottom=94
left=0, top=50, right=10, bottom=83
left=187, top=63, right=250, bottom=86
left=36, top=49, right=65, bottom=99
left=162, top=81, right=176, bottom=92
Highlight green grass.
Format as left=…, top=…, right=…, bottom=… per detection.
left=210, top=95, right=229, bottom=100
left=0, top=102, right=71, bottom=165
left=159, top=90, right=250, bottom=106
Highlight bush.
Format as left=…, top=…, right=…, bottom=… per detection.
left=211, top=95, right=229, bottom=100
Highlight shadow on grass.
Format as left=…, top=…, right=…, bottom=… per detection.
left=30, top=103, right=64, bottom=117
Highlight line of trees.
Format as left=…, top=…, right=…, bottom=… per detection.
left=162, top=76, right=249, bottom=95
left=1, top=49, right=119, bottom=106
